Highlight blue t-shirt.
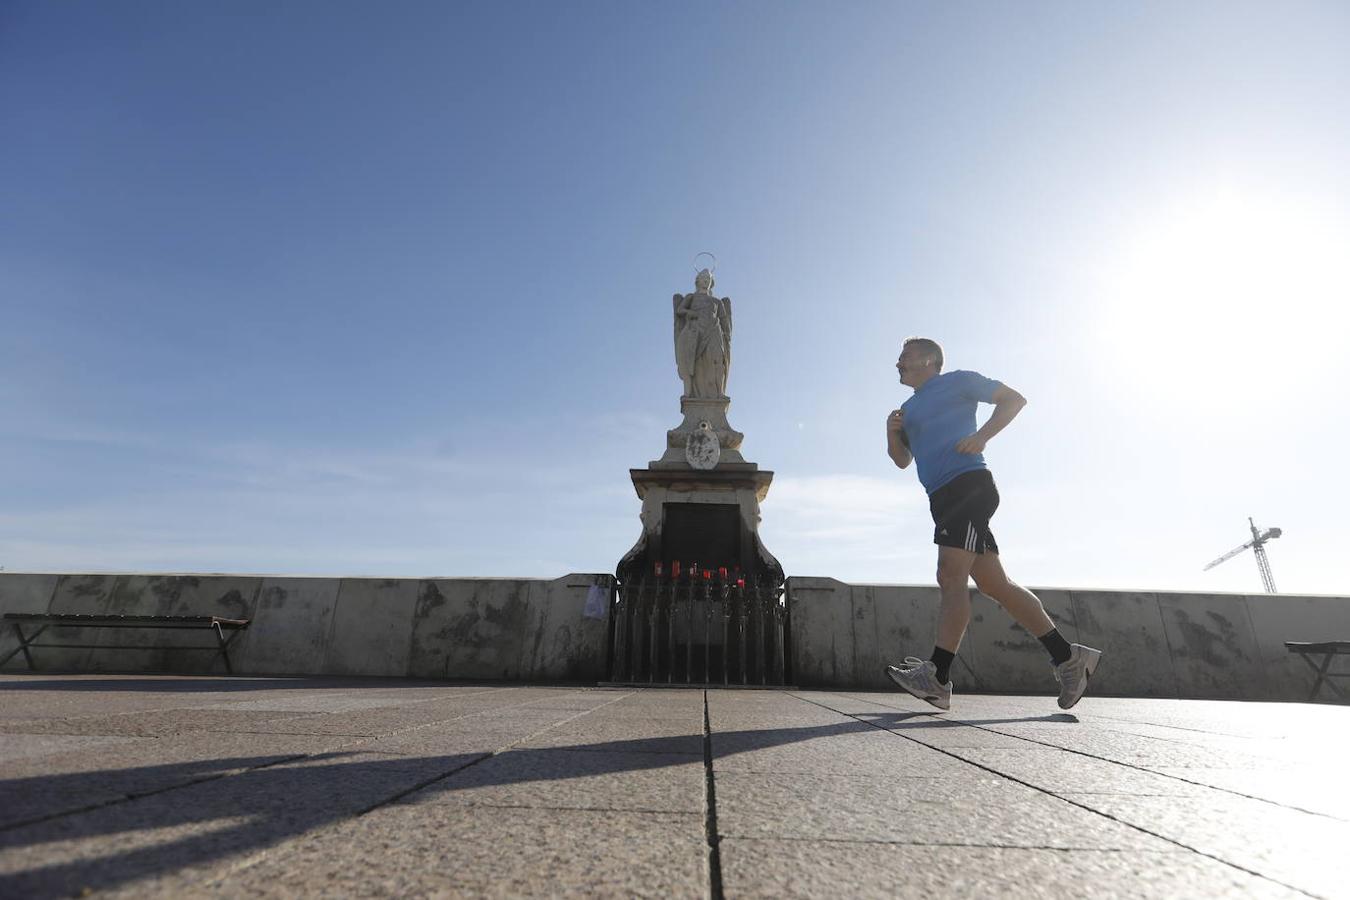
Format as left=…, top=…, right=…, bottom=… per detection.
left=900, top=369, right=1003, bottom=495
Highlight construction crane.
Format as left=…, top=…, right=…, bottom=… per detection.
left=1203, top=517, right=1282, bottom=593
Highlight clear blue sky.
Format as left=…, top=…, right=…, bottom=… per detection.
left=3, top=1, right=1348, bottom=594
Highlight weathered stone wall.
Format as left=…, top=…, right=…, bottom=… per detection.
left=4, top=571, right=1346, bottom=700
left=0, top=573, right=610, bottom=682
left=787, top=577, right=1350, bottom=701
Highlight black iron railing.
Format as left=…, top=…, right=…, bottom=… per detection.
left=608, top=565, right=787, bottom=685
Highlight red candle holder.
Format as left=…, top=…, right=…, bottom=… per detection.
left=718, top=566, right=728, bottom=579
left=654, top=561, right=663, bottom=577
left=672, top=560, right=681, bottom=579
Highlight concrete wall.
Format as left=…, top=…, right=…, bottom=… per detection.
left=0, top=573, right=610, bottom=683
left=5, top=571, right=1347, bottom=701
left=786, top=578, right=1350, bottom=702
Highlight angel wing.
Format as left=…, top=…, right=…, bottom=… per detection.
left=672, top=293, right=685, bottom=353
left=717, top=296, right=732, bottom=363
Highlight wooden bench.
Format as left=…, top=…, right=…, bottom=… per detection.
left=1, top=613, right=250, bottom=674
left=1285, top=641, right=1350, bottom=701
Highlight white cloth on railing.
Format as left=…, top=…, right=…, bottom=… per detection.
left=583, top=584, right=608, bottom=619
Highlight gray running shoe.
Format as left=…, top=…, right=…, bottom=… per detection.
left=1053, top=644, right=1102, bottom=709
left=885, top=659, right=952, bottom=710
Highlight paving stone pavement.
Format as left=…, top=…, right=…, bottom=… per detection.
left=0, top=674, right=1347, bottom=898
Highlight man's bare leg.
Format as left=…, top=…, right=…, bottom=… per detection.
left=935, top=545, right=979, bottom=652
left=970, top=552, right=1055, bottom=637
left=970, top=551, right=1101, bottom=706
left=884, top=544, right=977, bottom=706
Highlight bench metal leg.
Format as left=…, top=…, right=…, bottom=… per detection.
left=1296, top=652, right=1347, bottom=701
left=0, top=623, right=48, bottom=670
left=1317, top=655, right=1346, bottom=700
left=209, top=622, right=244, bottom=675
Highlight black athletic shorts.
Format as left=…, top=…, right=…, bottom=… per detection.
left=928, top=469, right=1000, bottom=555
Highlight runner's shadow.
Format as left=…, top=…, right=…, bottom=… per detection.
left=878, top=713, right=1081, bottom=727
left=0, top=716, right=909, bottom=895
left=843, top=709, right=1079, bottom=729
left=0, top=702, right=1086, bottom=896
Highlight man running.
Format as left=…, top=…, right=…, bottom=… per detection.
left=884, top=337, right=1100, bottom=710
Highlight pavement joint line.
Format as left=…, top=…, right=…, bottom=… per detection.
left=1061, top=719, right=1284, bottom=748
left=0, top=685, right=533, bottom=738
left=0, top=688, right=628, bottom=836
left=0, top=752, right=312, bottom=835
left=923, top=722, right=1349, bottom=825
left=812, top=691, right=1344, bottom=822
left=236, top=687, right=625, bottom=744
left=431, top=801, right=705, bottom=816
left=966, top=738, right=1330, bottom=821
left=703, top=689, right=726, bottom=900
left=4, top=694, right=613, bottom=742
left=1, top=683, right=517, bottom=730
left=518, top=746, right=705, bottom=756
left=348, top=752, right=494, bottom=816
left=194, top=729, right=382, bottom=737
left=714, top=770, right=949, bottom=779
left=203, top=691, right=644, bottom=887
left=712, top=835, right=1195, bottom=852
left=791, top=692, right=1321, bottom=899
left=1087, top=712, right=1289, bottom=739
left=230, top=686, right=519, bottom=711
left=352, top=691, right=637, bottom=816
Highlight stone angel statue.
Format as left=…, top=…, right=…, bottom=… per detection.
left=673, top=268, right=732, bottom=398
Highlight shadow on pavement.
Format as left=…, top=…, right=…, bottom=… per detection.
left=0, top=710, right=1060, bottom=895
left=881, top=713, right=1080, bottom=727
left=0, top=676, right=508, bottom=694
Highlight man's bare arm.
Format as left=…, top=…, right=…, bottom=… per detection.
left=886, top=409, right=912, bottom=468
left=955, top=385, right=1027, bottom=454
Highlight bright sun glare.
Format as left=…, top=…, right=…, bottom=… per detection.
left=1104, top=186, right=1350, bottom=403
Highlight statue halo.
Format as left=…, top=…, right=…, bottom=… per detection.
left=692, top=251, right=717, bottom=276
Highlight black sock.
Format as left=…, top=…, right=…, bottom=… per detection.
left=1039, top=628, right=1073, bottom=665
left=929, top=647, right=955, bottom=684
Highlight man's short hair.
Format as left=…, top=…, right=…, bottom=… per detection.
left=903, top=337, right=944, bottom=371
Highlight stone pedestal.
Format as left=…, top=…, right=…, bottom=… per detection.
left=652, top=396, right=745, bottom=467
left=618, top=403, right=783, bottom=586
